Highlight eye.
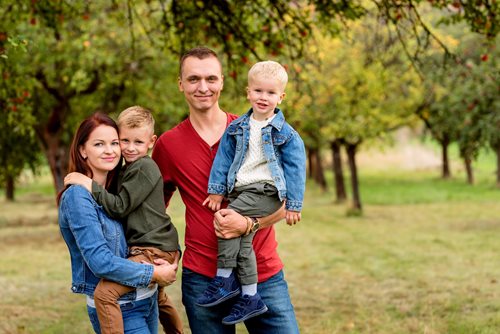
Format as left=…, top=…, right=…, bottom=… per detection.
left=135, top=140, right=144, bottom=145
left=112, top=141, right=120, bottom=146
left=94, top=143, right=103, bottom=147
left=121, top=139, right=129, bottom=144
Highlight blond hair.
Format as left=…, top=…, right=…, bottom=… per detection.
left=117, top=106, right=155, bottom=133
left=248, top=61, right=288, bottom=91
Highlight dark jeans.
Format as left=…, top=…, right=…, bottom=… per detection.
left=182, top=268, right=300, bottom=334
left=218, top=183, right=282, bottom=285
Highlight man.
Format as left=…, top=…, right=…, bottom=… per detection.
left=152, top=46, right=299, bottom=334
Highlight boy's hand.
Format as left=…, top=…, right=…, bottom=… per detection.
left=285, top=210, right=301, bottom=226
left=64, top=172, right=92, bottom=192
left=202, top=194, right=224, bottom=212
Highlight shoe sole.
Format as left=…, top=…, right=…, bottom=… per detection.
left=221, top=305, right=269, bottom=325
left=195, top=289, right=241, bottom=308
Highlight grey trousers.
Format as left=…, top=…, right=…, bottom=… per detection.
left=218, top=183, right=282, bottom=285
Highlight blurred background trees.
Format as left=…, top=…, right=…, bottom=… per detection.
left=1, top=0, right=498, bottom=212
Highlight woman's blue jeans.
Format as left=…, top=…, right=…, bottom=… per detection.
left=87, top=290, right=159, bottom=333
left=182, top=268, right=299, bottom=334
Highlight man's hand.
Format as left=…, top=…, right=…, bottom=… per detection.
left=64, top=172, right=92, bottom=192
left=150, top=258, right=178, bottom=287
left=213, top=208, right=247, bottom=239
left=202, top=194, right=224, bottom=212
left=285, top=210, right=301, bottom=226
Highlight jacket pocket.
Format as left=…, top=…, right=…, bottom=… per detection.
left=272, top=133, right=288, bottom=146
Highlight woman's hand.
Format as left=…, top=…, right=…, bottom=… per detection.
left=150, top=259, right=178, bottom=287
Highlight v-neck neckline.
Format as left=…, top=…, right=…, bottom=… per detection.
left=187, top=113, right=230, bottom=149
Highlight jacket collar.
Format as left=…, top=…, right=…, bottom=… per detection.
left=234, top=108, right=285, bottom=131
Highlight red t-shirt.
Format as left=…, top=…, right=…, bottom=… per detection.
left=152, top=113, right=283, bottom=282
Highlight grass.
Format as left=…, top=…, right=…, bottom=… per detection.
left=1, top=145, right=500, bottom=333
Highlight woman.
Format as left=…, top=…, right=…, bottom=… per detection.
left=58, top=112, right=176, bottom=333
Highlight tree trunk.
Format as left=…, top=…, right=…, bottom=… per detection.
left=345, top=142, right=362, bottom=212
left=314, top=148, right=327, bottom=191
left=34, top=67, right=101, bottom=198
left=463, top=155, right=474, bottom=185
left=495, top=144, right=500, bottom=188
left=491, top=141, right=500, bottom=188
left=307, top=147, right=327, bottom=191
left=42, top=134, right=69, bottom=194
left=307, top=147, right=315, bottom=179
left=331, top=139, right=346, bottom=203
left=35, top=102, right=70, bottom=196
left=440, top=134, right=451, bottom=179
left=5, top=175, right=14, bottom=201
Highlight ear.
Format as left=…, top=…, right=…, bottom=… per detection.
left=149, top=134, right=157, bottom=150
left=79, top=146, right=87, bottom=160
left=246, top=86, right=250, bottom=100
left=178, top=76, right=184, bottom=92
left=278, top=92, right=286, bottom=104
left=220, top=74, right=224, bottom=91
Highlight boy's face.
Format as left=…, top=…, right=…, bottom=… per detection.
left=247, top=76, right=285, bottom=121
left=119, top=125, right=156, bottom=164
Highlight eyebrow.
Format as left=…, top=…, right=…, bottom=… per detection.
left=186, top=74, right=219, bottom=80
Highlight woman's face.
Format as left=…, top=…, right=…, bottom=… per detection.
left=79, top=125, right=121, bottom=179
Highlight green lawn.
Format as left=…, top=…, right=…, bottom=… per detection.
left=1, top=150, right=500, bottom=333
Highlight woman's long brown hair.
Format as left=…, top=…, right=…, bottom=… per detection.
left=57, top=112, right=122, bottom=205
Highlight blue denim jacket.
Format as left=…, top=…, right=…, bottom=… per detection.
left=208, top=108, right=306, bottom=211
left=58, top=185, right=153, bottom=298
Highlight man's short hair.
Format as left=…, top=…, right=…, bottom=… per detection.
left=179, top=46, right=221, bottom=78
left=248, top=61, right=288, bottom=90
left=117, top=106, right=155, bottom=133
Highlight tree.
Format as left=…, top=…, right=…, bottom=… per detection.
left=420, top=32, right=499, bottom=184
left=0, top=32, right=42, bottom=201
left=289, top=12, right=422, bottom=212
left=1, top=1, right=366, bottom=196
left=1, top=0, right=498, bottom=199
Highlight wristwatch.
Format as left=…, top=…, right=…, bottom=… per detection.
left=250, top=217, right=260, bottom=233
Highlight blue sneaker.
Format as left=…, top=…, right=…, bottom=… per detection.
left=196, top=273, right=240, bottom=307
left=222, top=294, right=268, bottom=325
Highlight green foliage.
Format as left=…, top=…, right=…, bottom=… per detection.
left=428, top=0, right=500, bottom=39
left=0, top=26, right=42, bottom=193
left=288, top=11, right=422, bottom=150
left=0, top=0, right=498, bottom=196
left=422, top=32, right=499, bottom=162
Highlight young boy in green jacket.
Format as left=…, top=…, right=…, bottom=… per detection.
left=64, top=106, right=183, bottom=334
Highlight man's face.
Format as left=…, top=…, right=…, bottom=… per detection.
left=178, top=56, right=224, bottom=113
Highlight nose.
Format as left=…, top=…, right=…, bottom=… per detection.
left=198, top=79, right=208, bottom=92
left=104, top=144, right=114, bottom=154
